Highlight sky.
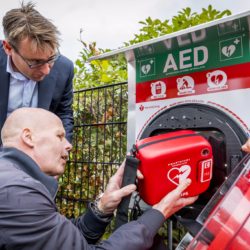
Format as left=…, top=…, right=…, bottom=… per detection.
left=0, top=0, right=250, bottom=62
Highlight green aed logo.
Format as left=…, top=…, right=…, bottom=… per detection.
left=217, top=19, right=241, bottom=35
left=140, top=58, right=156, bottom=77
left=219, top=36, right=243, bottom=61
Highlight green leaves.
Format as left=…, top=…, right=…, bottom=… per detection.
left=200, top=5, right=231, bottom=21
left=126, top=5, right=231, bottom=45
left=73, top=41, right=127, bottom=90
left=73, top=5, right=231, bottom=91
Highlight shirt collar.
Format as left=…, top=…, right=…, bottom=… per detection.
left=6, top=55, right=29, bottom=81
left=0, top=147, right=58, bottom=199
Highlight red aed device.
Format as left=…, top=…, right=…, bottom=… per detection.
left=136, top=130, right=213, bottom=205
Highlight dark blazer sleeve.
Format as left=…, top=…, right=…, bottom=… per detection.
left=70, top=203, right=113, bottom=244
left=53, top=57, right=74, bottom=143
left=40, top=55, right=74, bottom=143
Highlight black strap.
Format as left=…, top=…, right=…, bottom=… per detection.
left=114, top=155, right=140, bottom=230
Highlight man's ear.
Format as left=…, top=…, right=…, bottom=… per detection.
left=21, top=128, right=35, bottom=148
left=2, top=40, right=13, bottom=56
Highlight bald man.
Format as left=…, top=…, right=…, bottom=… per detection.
left=0, top=108, right=197, bottom=250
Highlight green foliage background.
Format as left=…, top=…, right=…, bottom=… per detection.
left=74, top=5, right=231, bottom=90
left=57, top=5, right=231, bottom=244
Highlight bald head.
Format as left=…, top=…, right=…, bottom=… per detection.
left=1, top=107, right=72, bottom=176
left=1, top=108, right=62, bottom=147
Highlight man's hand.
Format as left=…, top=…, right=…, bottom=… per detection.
left=242, top=138, right=250, bottom=153
left=153, top=179, right=198, bottom=219
left=97, top=161, right=136, bottom=215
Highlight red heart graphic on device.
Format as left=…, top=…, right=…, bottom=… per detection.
left=167, top=165, right=191, bottom=185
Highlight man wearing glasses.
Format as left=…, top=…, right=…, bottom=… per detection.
left=0, top=1, right=74, bottom=144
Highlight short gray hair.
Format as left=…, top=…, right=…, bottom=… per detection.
left=2, top=1, right=60, bottom=51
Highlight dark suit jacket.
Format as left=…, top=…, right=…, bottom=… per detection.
left=0, top=41, right=74, bottom=143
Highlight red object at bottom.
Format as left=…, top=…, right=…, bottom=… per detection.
left=136, top=130, right=213, bottom=205
left=187, top=162, right=250, bottom=250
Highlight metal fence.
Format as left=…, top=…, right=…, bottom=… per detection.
left=56, top=82, right=128, bottom=218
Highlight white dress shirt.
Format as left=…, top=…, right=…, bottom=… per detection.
left=6, top=56, right=38, bottom=116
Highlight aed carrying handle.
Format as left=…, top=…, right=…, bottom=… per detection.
left=114, top=151, right=140, bottom=230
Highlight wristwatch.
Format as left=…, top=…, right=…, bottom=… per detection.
left=91, top=193, right=113, bottom=219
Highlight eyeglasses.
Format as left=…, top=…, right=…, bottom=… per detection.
left=11, top=43, right=60, bottom=69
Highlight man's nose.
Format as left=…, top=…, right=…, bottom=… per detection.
left=65, top=139, right=73, bottom=152
left=40, top=63, right=52, bottom=75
